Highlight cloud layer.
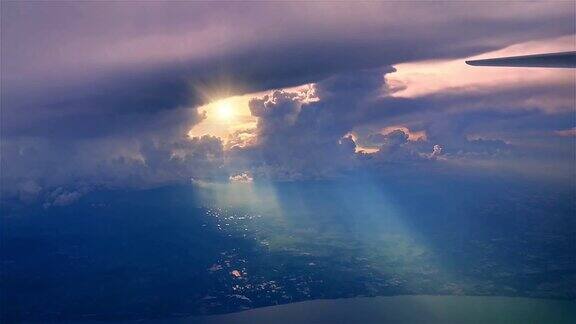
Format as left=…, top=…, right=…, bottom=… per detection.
left=1, top=2, right=575, bottom=203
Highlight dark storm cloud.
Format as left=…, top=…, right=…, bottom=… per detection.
left=2, top=2, right=574, bottom=138
left=230, top=90, right=359, bottom=179
left=227, top=61, right=574, bottom=180
left=227, top=68, right=438, bottom=179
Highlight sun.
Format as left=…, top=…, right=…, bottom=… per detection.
left=188, top=95, right=258, bottom=142
left=216, top=101, right=234, bottom=121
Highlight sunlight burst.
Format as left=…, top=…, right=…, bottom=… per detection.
left=216, top=101, right=235, bottom=121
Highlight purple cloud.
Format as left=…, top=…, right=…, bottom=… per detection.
left=1, top=2, right=574, bottom=199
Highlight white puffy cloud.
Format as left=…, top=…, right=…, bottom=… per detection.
left=229, top=172, right=253, bottom=183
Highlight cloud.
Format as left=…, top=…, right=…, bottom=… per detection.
left=45, top=188, right=85, bottom=208
left=556, top=127, right=576, bottom=137
left=229, top=58, right=574, bottom=180
left=229, top=172, right=253, bottom=183
left=369, top=129, right=409, bottom=147
left=2, top=2, right=573, bottom=139
left=387, top=35, right=575, bottom=103
left=427, top=145, right=444, bottom=160
left=14, top=180, right=42, bottom=203
left=360, top=129, right=441, bottom=163
left=227, top=89, right=358, bottom=180
left=1, top=2, right=575, bottom=199
left=225, top=69, right=448, bottom=178
left=1, top=134, right=226, bottom=200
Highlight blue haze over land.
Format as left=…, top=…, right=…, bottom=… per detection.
left=3, top=170, right=575, bottom=321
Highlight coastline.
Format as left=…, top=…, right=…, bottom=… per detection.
left=141, top=295, right=576, bottom=324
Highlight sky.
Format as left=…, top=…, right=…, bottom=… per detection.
left=1, top=1, right=575, bottom=205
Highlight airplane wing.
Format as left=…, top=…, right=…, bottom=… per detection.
left=466, top=51, right=576, bottom=68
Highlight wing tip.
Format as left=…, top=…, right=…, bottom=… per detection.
left=465, top=51, right=576, bottom=68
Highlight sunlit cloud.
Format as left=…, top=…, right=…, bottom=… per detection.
left=342, top=132, right=380, bottom=154
left=188, top=95, right=257, bottom=141
left=386, top=35, right=575, bottom=112
left=229, top=172, right=254, bottom=183
left=555, top=127, right=576, bottom=137
left=344, top=126, right=427, bottom=155
left=381, top=126, right=427, bottom=142
left=188, top=84, right=316, bottom=147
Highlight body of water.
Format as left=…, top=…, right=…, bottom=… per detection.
left=179, top=295, right=576, bottom=324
